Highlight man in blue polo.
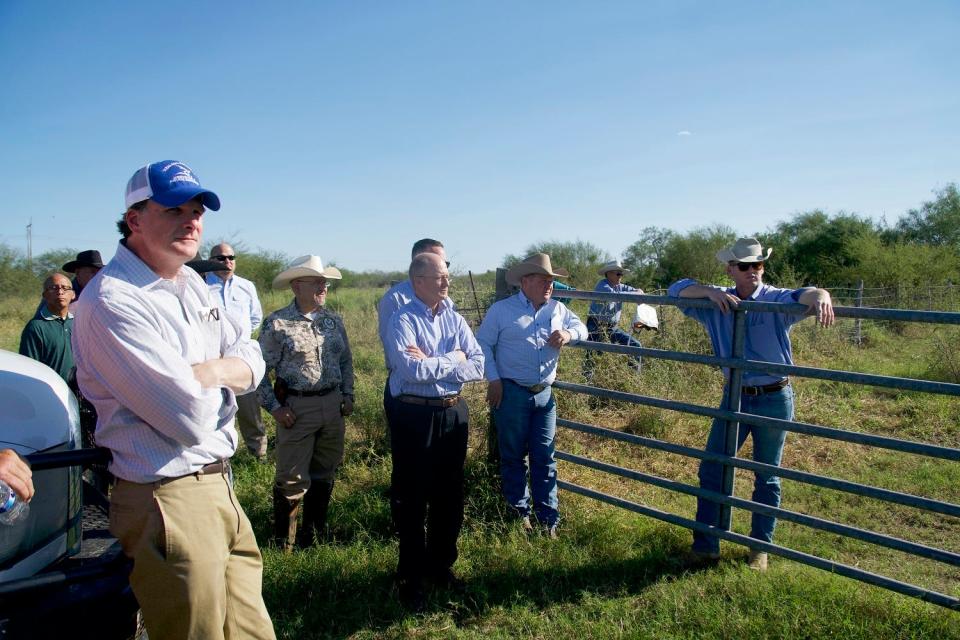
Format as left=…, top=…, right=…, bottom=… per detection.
left=477, top=253, right=587, bottom=537
left=668, top=237, right=834, bottom=570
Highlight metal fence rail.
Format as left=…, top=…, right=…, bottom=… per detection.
left=552, top=289, right=960, bottom=611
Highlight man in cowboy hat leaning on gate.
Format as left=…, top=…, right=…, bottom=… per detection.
left=668, top=237, right=834, bottom=570
left=258, top=255, right=354, bottom=550
left=585, top=259, right=645, bottom=376
left=477, top=253, right=587, bottom=537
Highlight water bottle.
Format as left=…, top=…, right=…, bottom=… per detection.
left=0, top=480, right=29, bottom=525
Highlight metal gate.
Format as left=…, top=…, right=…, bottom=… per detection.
left=555, top=288, right=960, bottom=611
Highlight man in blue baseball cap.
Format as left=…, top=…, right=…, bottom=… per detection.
left=73, top=160, right=276, bottom=639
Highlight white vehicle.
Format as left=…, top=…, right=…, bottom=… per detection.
left=0, top=350, right=140, bottom=639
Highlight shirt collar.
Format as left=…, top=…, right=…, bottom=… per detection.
left=412, top=295, right=453, bottom=318
left=517, top=290, right=551, bottom=311
left=37, top=303, right=72, bottom=321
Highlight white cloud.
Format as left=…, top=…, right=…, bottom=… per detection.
left=677, top=130, right=692, bottom=136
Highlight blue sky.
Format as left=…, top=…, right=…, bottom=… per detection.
left=2, top=1, right=958, bottom=273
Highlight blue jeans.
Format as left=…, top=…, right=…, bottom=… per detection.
left=692, top=385, right=794, bottom=554
left=494, top=381, right=559, bottom=526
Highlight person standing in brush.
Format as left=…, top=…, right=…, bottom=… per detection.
left=669, top=237, right=834, bottom=570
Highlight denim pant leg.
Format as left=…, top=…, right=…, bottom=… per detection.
left=609, top=328, right=642, bottom=371
left=527, top=389, right=559, bottom=526
left=495, top=383, right=533, bottom=516
left=692, top=416, right=751, bottom=554
left=743, top=386, right=793, bottom=543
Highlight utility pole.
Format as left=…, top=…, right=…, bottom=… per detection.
left=26, top=219, right=32, bottom=268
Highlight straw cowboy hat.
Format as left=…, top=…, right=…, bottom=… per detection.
left=272, top=255, right=343, bottom=289
left=716, top=238, right=772, bottom=264
left=62, top=250, right=105, bottom=273
left=597, top=260, right=629, bottom=276
left=505, top=253, right=569, bottom=287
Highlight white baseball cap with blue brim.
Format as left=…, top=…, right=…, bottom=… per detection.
left=124, top=160, right=221, bottom=211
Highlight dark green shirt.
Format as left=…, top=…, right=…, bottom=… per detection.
left=19, top=304, right=74, bottom=382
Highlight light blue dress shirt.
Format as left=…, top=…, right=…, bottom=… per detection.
left=587, top=279, right=639, bottom=323
left=476, top=291, right=587, bottom=386
left=378, top=279, right=415, bottom=367
left=205, top=273, right=263, bottom=340
left=667, top=278, right=809, bottom=386
left=387, top=296, right=484, bottom=398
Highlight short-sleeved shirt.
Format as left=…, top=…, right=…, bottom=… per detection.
left=19, top=304, right=74, bottom=382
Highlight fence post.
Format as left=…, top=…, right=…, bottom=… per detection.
left=855, top=280, right=863, bottom=347
left=718, top=309, right=746, bottom=534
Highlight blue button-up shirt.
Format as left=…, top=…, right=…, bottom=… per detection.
left=588, top=279, right=639, bottom=324
left=378, top=279, right=415, bottom=368
left=667, top=278, right=808, bottom=385
left=387, top=296, right=484, bottom=398
left=205, top=273, right=263, bottom=340
left=477, top=291, right=588, bottom=387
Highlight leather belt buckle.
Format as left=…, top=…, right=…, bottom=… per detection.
left=528, top=383, right=548, bottom=394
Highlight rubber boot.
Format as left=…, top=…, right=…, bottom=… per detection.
left=273, top=488, right=301, bottom=552
left=298, top=479, right=334, bottom=547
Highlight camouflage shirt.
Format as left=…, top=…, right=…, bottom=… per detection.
left=257, top=300, right=354, bottom=411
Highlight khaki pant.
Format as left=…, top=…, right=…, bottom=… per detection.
left=275, top=392, right=345, bottom=499
left=110, top=473, right=276, bottom=640
left=236, top=391, right=268, bottom=457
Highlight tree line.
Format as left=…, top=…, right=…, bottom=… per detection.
left=3, top=182, right=957, bottom=298
left=504, top=183, right=960, bottom=292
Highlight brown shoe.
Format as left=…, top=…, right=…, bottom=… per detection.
left=521, top=516, right=534, bottom=533
left=747, top=550, right=768, bottom=571
left=681, top=549, right=720, bottom=567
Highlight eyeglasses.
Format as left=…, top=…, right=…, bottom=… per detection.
left=293, top=279, right=328, bottom=289
left=735, top=262, right=764, bottom=272
left=45, top=285, right=72, bottom=292
left=212, top=255, right=236, bottom=262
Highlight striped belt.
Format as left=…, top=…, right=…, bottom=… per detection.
left=504, top=378, right=550, bottom=394
left=741, top=379, right=790, bottom=396
left=397, top=394, right=461, bottom=408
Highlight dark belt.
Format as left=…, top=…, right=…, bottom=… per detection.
left=741, top=378, right=789, bottom=396
left=157, top=460, right=230, bottom=485
left=397, top=394, right=461, bottom=408
left=288, top=386, right=337, bottom=398
left=503, top=378, right=550, bottom=394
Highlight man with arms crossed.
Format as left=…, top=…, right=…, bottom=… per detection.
left=207, top=242, right=268, bottom=460
left=668, top=237, right=834, bottom=570
left=477, top=253, right=587, bottom=537
left=72, top=160, right=275, bottom=639
left=386, top=252, right=483, bottom=611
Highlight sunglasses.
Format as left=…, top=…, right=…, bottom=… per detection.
left=612, top=271, right=624, bottom=277
left=735, top=262, right=764, bottom=272
left=45, top=285, right=73, bottom=292
left=212, top=255, right=236, bottom=262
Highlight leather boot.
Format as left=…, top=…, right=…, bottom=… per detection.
left=298, top=479, right=334, bottom=547
left=273, top=488, right=301, bottom=552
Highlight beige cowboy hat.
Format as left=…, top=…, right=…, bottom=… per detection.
left=272, top=255, right=343, bottom=289
left=597, top=260, right=630, bottom=276
left=505, top=253, right=569, bottom=287
left=716, top=237, right=772, bottom=264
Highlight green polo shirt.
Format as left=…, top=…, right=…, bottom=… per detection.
left=19, top=304, right=74, bottom=382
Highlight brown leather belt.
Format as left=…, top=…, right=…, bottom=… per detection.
left=158, top=460, right=230, bottom=485
left=741, top=378, right=789, bottom=396
left=397, top=394, right=461, bottom=408
left=504, top=379, right=550, bottom=394
left=288, top=386, right=337, bottom=398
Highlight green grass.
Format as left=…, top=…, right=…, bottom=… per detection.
left=6, top=285, right=960, bottom=638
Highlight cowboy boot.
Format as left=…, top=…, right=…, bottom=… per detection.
left=273, top=488, right=301, bottom=552
left=298, top=479, right=334, bottom=547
